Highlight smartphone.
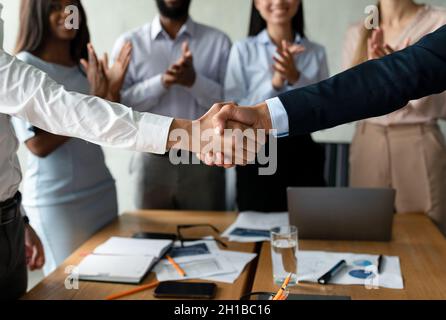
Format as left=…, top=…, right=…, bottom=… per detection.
left=154, top=282, right=217, bottom=299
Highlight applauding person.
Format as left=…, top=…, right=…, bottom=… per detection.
left=112, top=0, right=232, bottom=211
left=344, top=1, right=446, bottom=234
left=224, top=0, right=327, bottom=212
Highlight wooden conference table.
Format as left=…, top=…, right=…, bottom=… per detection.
left=253, top=213, right=446, bottom=300
left=24, top=211, right=446, bottom=300
left=23, top=211, right=259, bottom=300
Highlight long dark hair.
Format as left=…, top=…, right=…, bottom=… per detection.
left=248, top=1, right=305, bottom=38
left=15, top=0, right=90, bottom=63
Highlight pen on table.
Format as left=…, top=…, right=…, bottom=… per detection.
left=318, top=260, right=347, bottom=285
left=273, top=273, right=293, bottom=301
left=166, top=254, right=187, bottom=277
left=377, top=255, right=385, bottom=274
left=105, top=281, right=160, bottom=300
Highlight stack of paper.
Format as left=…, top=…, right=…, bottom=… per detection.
left=222, top=211, right=289, bottom=242
left=154, top=239, right=257, bottom=284
left=297, top=251, right=404, bottom=289
left=77, top=237, right=173, bottom=284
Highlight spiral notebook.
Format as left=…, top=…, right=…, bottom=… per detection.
left=77, top=237, right=173, bottom=284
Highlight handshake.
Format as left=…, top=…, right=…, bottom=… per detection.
left=167, top=102, right=273, bottom=168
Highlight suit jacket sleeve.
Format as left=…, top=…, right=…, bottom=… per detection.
left=277, top=25, right=446, bottom=136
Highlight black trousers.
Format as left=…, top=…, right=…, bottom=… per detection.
left=0, top=210, right=27, bottom=300
left=236, top=134, right=326, bottom=212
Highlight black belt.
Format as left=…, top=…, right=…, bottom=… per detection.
left=0, top=192, right=21, bottom=226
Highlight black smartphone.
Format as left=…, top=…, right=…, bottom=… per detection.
left=132, top=232, right=177, bottom=241
left=154, top=282, right=217, bottom=299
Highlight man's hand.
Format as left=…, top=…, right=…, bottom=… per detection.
left=212, top=102, right=273, bottom=135
left=163, top=41, right=196, bottom=88
left=24, top=224, right=45, bottom=271
left=196, top=102, right=273, bottom=167
left=167, top=103, right=264, bottom=167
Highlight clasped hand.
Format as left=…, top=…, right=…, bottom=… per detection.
left=168, top=102, right=273, bottom=168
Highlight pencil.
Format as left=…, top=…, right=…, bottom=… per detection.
left=166, top=254, right=187, bottom=277
left=105, top=280, right=160, bottom=300
left=278, top=291, right=290, bottom=301
left=273, top=273, right=292, bottom=301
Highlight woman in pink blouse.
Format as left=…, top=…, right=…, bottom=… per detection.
left=344, top=0, right=446, bottom=235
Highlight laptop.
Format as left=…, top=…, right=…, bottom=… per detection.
left=287, top=188, right=396, bottom=241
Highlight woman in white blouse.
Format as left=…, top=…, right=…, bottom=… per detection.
left=11, top=0, right=132, bottom=275
left=225, top=0, right=328, bottom=212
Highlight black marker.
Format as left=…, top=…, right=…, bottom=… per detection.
left=377, top=255, right=384, bottom=274
left=318, top=260, right=347, bottom=285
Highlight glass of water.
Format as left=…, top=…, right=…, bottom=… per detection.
left=270, top=226, right=298, bottom=286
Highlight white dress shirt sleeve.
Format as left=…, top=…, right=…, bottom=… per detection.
left=266, top=97, right=289, bottom=137
left=0, top=51, right=173, bottom=154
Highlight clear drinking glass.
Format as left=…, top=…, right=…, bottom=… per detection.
left=270, top=226, right=298, bottom=286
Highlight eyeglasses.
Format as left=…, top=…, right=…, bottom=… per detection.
left=176, top=224, right=228, bottom=248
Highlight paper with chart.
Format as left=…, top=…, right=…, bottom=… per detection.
left=202, top=250, right=257, bottom=284
left=222, top=211, right=290, bottom=243
left=154, top=253, right=236, bottom=281
left=297, top=251, right=404, bottom=289
left=155, top=239, right=257, bottom=283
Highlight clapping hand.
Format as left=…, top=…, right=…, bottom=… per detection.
left=272, top=40, right=306, bottom=90
left=102, top=42, right=132, bottom=102
left=81, top=42, right=132, bottom=102
left=367, top=28, right=410, bottom=60
left=163, top=41, right=196, bottom=88
left=81, top=43, right=109, bottom=99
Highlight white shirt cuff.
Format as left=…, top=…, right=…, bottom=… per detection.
left=136, top=113, right=174, bottom=154
left=266, top=97, right=289, bottom=137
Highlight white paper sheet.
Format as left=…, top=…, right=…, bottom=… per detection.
left=297, top=251, right=404, bottom=289
left=222, top=211, right=289, bottom=243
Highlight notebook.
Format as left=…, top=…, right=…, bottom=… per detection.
left=77, top=237, right=173, bottom=284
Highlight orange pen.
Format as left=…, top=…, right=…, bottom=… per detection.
left=166, top=255, right=187, bottom=277
left=105, top=281, right=160, bottom=300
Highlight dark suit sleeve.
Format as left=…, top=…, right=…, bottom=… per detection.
left=278, top=25, right=446, bottom=136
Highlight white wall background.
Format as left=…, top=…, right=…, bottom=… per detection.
left=2, top=0, right=446, bottom=214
